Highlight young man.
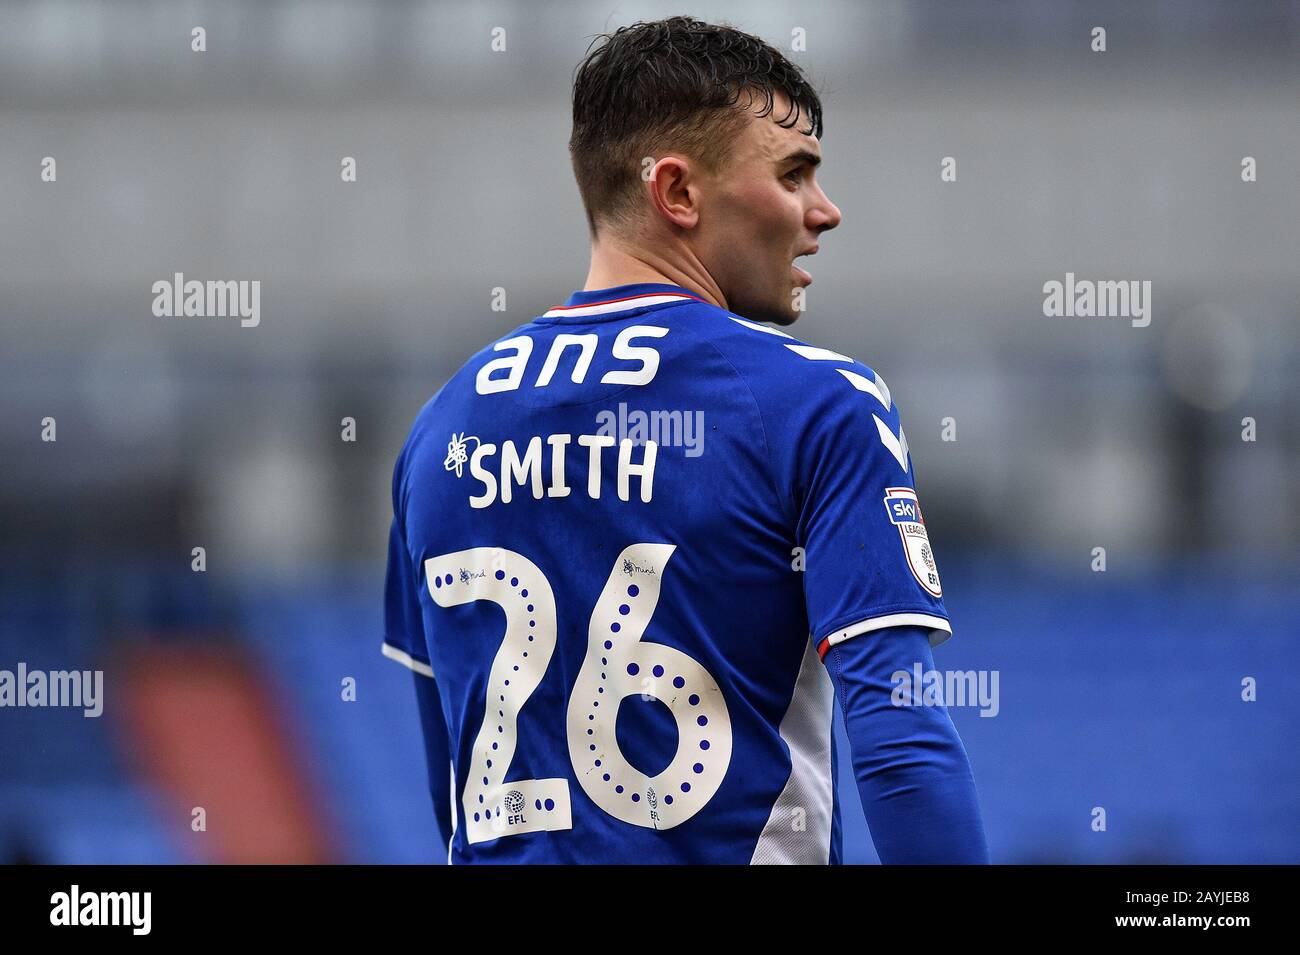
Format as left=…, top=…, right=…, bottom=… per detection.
left=384, top=16, right=989, bottom=864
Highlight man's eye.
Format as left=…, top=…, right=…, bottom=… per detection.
left=784, top=168, right=803, bottom=184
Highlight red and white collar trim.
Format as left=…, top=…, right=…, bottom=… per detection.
left=541, top=290, right=702, bottom=319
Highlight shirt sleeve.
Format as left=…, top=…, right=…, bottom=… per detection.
left=382, top=453, right=434, bottom=677
left=826, top=624, right=989, bottom=864
left=795, top=368, right=952, bottom=660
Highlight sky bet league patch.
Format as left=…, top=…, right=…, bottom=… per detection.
left=883, top=487, right=942, bottom=598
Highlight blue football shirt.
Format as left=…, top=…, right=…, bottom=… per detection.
left=383, top=282, right=951, bottom=863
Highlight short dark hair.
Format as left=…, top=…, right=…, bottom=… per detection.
left=569, top=15, right=824, bottom=238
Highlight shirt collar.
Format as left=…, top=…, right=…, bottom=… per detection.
left=541, top=283, right=705, bottom=321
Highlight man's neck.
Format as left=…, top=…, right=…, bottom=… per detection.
left=583, top=238, right=727, bottom=310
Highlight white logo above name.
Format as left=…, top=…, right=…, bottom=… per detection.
left=475, top=326, right=668, bottom=394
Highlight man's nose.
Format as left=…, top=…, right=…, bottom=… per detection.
left=810, top=188, right=842, bottom=232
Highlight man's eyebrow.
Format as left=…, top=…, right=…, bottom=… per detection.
left=778, top=149, right=822, bottom=168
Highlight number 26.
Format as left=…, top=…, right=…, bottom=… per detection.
left=425, top=543, right=732, bottom=844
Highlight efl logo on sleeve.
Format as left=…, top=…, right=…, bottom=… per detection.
left=883, top=487, right=942, bottom=597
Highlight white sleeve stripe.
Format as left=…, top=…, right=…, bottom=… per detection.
left=727, top=315, right=795, bottom=338
left=822, top=612, right=953, bottom=651
left=447, top=760, right=457, bottom=865
left=784, top=343, right=853, bottom=363
left=381, top=641, right=435, bottom=678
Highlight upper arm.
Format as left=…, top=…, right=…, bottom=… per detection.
left=788, top=363, right=952, bottom=659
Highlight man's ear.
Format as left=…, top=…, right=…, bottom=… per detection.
left=645, top=156, right=699, bottom=230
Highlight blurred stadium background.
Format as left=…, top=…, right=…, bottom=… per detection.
left=1, top=0, right=1297, bottom=863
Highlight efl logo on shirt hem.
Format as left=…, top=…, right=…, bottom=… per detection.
left=883, top=487, right=942, bottom=597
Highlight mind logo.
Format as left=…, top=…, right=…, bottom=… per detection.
left=444, top=432, right=480, bottom=478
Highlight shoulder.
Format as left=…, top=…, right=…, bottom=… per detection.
left=395, top=320, right=539, bottom=478
left=696, top=306, right=902, bottom=436
left=409, top=319, right=541, bottom=426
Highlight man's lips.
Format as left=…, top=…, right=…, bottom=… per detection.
left=791, top=245, right=818, bottom=286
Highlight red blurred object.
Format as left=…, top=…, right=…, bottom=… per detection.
left=114, top=642, right=336, bottom=863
